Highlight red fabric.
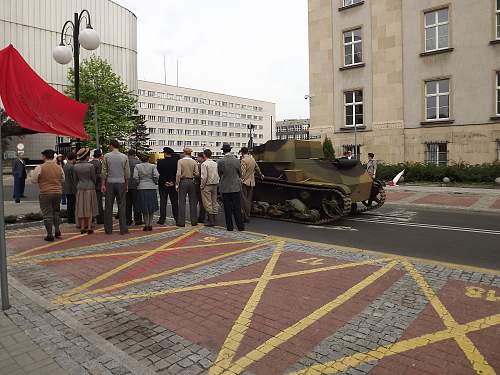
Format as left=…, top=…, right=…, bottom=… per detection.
left=0, top=44, right=89, bottom=139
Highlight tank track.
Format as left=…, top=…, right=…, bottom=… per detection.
left=252, top=180, right=352, bottom=225
left=355, top=180, right=386, bottom=214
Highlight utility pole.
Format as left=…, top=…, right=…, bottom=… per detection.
left=0, top=126, right=10, bottom=310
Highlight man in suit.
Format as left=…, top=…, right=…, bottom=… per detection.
left=157, top=147, right=179, bottom=225
left=217, top=143, right=244, bottom=231
left=90, top=150, right=104, bottom=224
left=239, top=147, right=263, bottom=223
left=126, top=149, right=142, bottom=225
left=12, top=152, right=27, bottom=203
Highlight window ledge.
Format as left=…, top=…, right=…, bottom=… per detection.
left=489, top=39, right=500, bottom=45
left=420, top=119, right=455, bottom=126
left=490, top=116, right=500, bottom=121
left=339, top=126, right=367, bottom=131
left=338, top=1, right=364, bottom=11
left=419, top=47, right=454, bottom=57
left=340, top=63, right=366, bottom=71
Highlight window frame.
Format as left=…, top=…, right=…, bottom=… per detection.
left=424, top=7, right=450, bottom=53
left=342, top=0, right=363, bottom=7
left=343, top=27, right=363, bottom=67
left=496, top=71, right=500, bottom=116
left=496, top=0, right=500, bottom=40
left=425, top=78, right=451, bottom=121
left=425, top=142, right=448, bottom=166
left=344, top=89, right=364, bottom=128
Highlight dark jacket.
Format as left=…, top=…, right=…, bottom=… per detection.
left=89, top=159, right=102, bottom=190
left=12, top=158, right=27, bottom=179
left=217, top=153, right=242, bottom=193
left=63, top=162, right=77, bottom=195
left=128, top=156, right=141, bottom=189
left=74, top=161, right=97, bottom=190
left=157, top=154, right=179, bottom=188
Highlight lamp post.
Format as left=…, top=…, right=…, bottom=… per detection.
left=247, top=123, right=256, bottom=151
left=53, top=10, right=100, bottom=148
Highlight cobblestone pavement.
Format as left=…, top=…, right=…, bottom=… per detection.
left=3, top=223, right=500, bottom=374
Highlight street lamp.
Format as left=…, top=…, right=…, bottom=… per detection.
left=53, top=10, right=100, bottom=147
left=247, top=123, right=256, bottom=151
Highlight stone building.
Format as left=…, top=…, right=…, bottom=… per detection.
left=276, top=119, right=310, bottom=140
left=308, top=0, right=500, bottom=164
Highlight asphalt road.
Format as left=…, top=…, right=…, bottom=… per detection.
left=4, top=183, right=500, bottom=271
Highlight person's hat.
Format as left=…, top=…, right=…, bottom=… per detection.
left=76, top=147, right=90, bottom=160
left=163, top=147, right=174, bottom=154
left=221, top=143, right=232, bottom=153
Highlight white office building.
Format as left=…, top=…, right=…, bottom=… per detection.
left=0, top=0, right=137, bottom=159
left=138, top=80, right=276, bottom=156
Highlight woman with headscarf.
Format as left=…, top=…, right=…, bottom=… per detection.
left=133, top=153, right=159, bottom=231
left=74, top=147, right=98, bottom=234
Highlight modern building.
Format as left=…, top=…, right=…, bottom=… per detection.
left=276, top=119, right=310, bottom=140
left=0, top=0, right=137, bottom=160
left=137, top=80, right=276, bottom=157
left=308, top=0, right=500, bottom=165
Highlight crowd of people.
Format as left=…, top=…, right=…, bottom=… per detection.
left=28, top=140, right=263, bottom=241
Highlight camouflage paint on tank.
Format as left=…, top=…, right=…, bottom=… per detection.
left=252, top=140, right=373, bottom=202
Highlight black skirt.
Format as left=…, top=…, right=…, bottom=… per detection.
left=136, top=189, right=159, bottom=214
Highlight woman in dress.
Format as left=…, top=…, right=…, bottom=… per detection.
left=74, top=148, right=98, bottom=234
left=133, top=153, right=159, bottom=231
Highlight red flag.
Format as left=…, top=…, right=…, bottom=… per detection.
left=0, top=44, right=89, bottom=139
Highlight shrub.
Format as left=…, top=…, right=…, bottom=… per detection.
left=322, top=136, right=336, bottom=160
left=23, top=212, right=43, bottom=221
left=376, top=162, right=500, bottom=183
left=5, top=215, right=17, bottom=224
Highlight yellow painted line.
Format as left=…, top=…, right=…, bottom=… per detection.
left=240, top=228, right=500, bottom=276
left=33, top=239, right=261, bottom=264
left=403, top=261, right=496, bottom=375
left=219, top=260, right=399, bottom=374
left=9, top=233, right=88, bottom=259
left=289, top=313, right=500, bottom=375
left=56, top=257, right=384, bottom=306
left=56, top=228, right=200, bottom=302
left=209, top=241, right=284, bottom=375
left=10, top=227, right=179, bottom=264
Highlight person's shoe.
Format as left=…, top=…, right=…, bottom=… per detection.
left=21, top=195, right=27, bottom=198
left=148, top=226, right=153, bottom=231
left=44, top=235, right=54, bottom=242
left=143, top=226, right=148, bottom=231
left=205, top=214, right=214, bottom=227
left=105, top=231, right=113, bottom=235
left=15, top=200, right=20, bottom=203
left=237, top=227, right=245, bottom=232
left=156, top=220, right=165, bottom=225
left=55, top=231, right=62, bottom=239
left=176, top=224, right=185, bottom=227
left=227, top=228, right=234, bottom=231
left=87, top=229, right=94, bottom=235
left=120, top=230, right=129, bottom=235
left=80, top=230, right=87, bottom=234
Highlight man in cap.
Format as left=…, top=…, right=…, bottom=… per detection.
left=157, top=147, right=180, bottom=225
left=176, top=147, right=199, bottom=227
left=217, top=143, right=244, bottom=231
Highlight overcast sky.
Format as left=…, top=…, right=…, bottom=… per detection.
left=114, top=0, right=310, bottom=120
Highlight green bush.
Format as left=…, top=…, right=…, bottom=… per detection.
left=376, top=162, right=500, bottom=183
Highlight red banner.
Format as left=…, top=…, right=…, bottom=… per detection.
left=0, top=44, right=89, bottom=139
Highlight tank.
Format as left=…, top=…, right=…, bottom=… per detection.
left=251, top=139, right=385, bottom=224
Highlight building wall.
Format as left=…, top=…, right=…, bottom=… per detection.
left=137, top=81, right=276, bottom=157
left=0, top=0, right=137, bottom=159
left=308, top=0, right=500, bottom=164
left=276, top=119, right=310, bottom=140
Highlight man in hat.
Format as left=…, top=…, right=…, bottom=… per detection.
left=90, top=150, right=104, bottom=224
left=63, top=152, right=77, bottom=224
left=239, top=147, right=263, bottom=223
left=12, top=151, right=27, bottom=203
left=31, top=149, right=65, bottom=241
left=217, top=143, right=244, bottom=231
left=101, top=140, right=130, bottom=235
left=176, top=147, right=199, bottom=227
left=157, top=147, right=179, bottom=225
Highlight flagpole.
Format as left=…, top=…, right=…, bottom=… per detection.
left=0, top=126, right=10, bottom=310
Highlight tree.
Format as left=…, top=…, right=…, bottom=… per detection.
left=323, top=135, right=336, bottom=160
left=129, top=112, right=151, bottom=154
left=65, top=56, right=137, bottom=150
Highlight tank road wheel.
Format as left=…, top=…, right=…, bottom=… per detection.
left=321, top=191, right=351, bottom=221
left=361, top=181, right=386, bottom=211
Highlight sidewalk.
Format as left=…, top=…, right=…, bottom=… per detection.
left=385, top=184, right=500, bottom=213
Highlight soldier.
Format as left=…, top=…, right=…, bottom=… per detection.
left=200, top=149, right=219, bottom=227
left=367, top=152, right=377, bottom=179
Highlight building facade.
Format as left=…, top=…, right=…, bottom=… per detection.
left=0, top=0, right=137, bottom=159
left=137, top=80, right=276, bottom=157
left=276, top=119, right=310, bottom=140
left=308, top=0, right=500, bottom=164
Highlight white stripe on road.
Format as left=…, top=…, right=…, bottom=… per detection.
left=346, top=217, right=500, bottom=235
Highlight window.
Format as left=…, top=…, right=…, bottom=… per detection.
left=497, top=0, right=500, bottom=39
left=168, top=129, right=175, bottom=135
left=147, top=91, right=155, bottom=97
left=167, top=105, right=174, bottom=111
left=424, top=8, right=449, bottom=52
left=177, top=141, right=183, bottom=146
left=148, top=127, right=156, bottom=134
left=139, top=102, right=147, bottom=109
left=176, top=129, right=183, bottom=135
left=167, top=117, right=174, bottom=123
left=185, top=130, right=191, bottom=135
left=158, top=116, right=165, bottom=123
left=496, top=72, right=500, bottom=116
left=158, top=140, right=166, bottom=146
left=158, top=128, right=165, bottom=134
left=149, top=140, right=156, bottom=146
left=168, top=140, right=175, bottom=146
left=426, top=143, right=448, bottom=166
left=343, top=0, right=362, bottom=6
left=344, top=90, right=363, bottom=127
left=147, top=103, right=155, bottom=109
left=147, top=115, right=157, bottom=122
left=185, top=107, right=191, bottom=114
left=176, top=106, right=183, bottom=112
left=425, top=79, right=450, bottom=120
left=343, top=28, right=362, bottom=66
left=176, top=118, right=183, bottom=124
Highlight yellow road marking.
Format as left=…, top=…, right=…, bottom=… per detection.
left=10, top=227, right=179, bottom=263
left=403, top=261, right=496, bottom=375
left=56, top=228, right=200, bottom=302
left=56, top=258, right=384, bottom=306
left=289, top=312, right=500, bottom=375
left=209, top=241, right=284, bottom=375
left=33, top=239, right=261, bottom=264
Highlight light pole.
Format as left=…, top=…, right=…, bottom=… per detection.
left=247, top=123, right=256, bottom=151
left=53, top=10, right=100, bottom=148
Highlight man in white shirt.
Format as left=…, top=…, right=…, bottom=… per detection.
left=200, top=149, right=220, bottom=227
